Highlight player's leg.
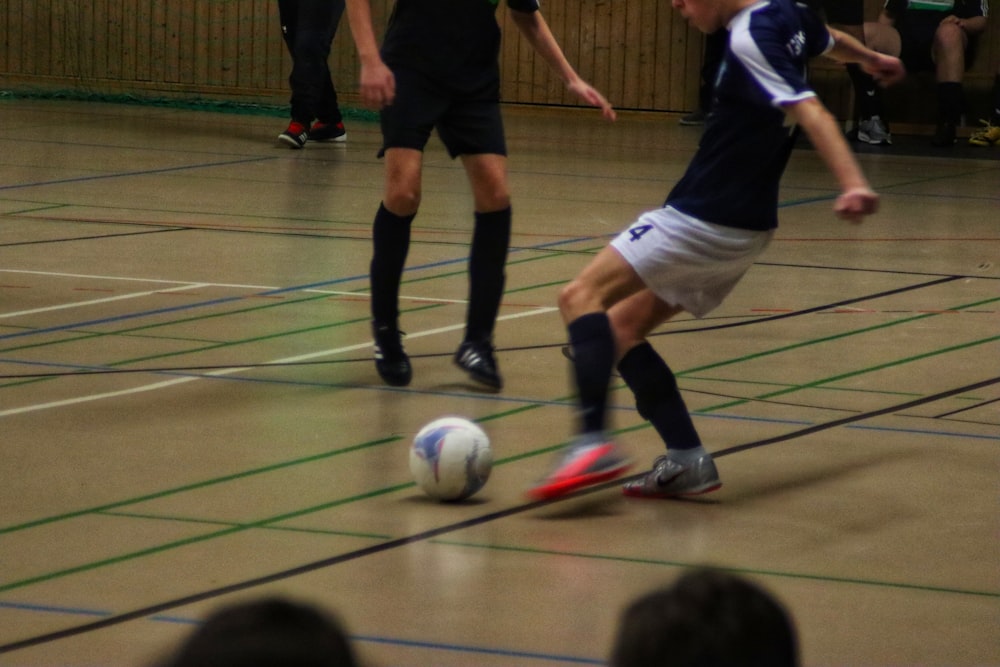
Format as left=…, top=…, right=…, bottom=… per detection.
left=369, top=69, right=442, bottom=386
left=930, top=21, right=971, bottom=146
left=277, top=0, right=333, bottom=148
left=438, top=90, right=510, bottom=390
left=308, top=0, right=347, bottom=142
left=525, top=247, right=643, bottom=501
left=854, top=21, right=901, bottom=145
left=453, top=152, right=511, bottom=390
left=609, top=293, right=722, bottom=498
left=370, top=147, right=423, bottom=387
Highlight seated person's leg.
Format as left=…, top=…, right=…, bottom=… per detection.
left=930, top=21, right=971, bottom=146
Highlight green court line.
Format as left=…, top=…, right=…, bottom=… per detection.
left=433, top=540, right=1000, bottom=599
left=89, top=507, right=1000, bottom=599
left=97, top=510, right=393, bottom=541
left=0, top=435, right=401, bottom=536
left=699, top=333, right=1000, bottom=412
left=0, top=482, right=414, bottom=594
left=2, top=279, right=995, bottom=592
left=2, top=203, right=70, bottom=216
left=0, top=401, right=545, bottom=537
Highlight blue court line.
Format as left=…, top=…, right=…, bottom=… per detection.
left=0, top=601, right=600, bottom=664
left=0, top=155, right=277, bottom=192
left=0, top=235, right=596, bottom=343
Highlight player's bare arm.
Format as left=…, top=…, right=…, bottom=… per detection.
left=784, top=96, right=878, bottom=224
left=344, top=0, right=395, bottom=108
left=508, top=9, right=617, bottom=121
left=825, top=27, right=906, bottom=86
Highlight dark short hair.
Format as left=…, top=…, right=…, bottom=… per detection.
left=160, top=597, right=358, bottom=667
left=610, top=569, right=799, bottom=667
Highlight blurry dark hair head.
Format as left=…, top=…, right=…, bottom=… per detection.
left=160, top=597, right=358, bottom=667
left=610, top=569, right=799, bottom=667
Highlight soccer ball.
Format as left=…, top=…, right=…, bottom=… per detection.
left=410, top=417, right=492, bottom=501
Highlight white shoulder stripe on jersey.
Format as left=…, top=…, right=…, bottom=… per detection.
left=728, top=1, right=818, bottom=108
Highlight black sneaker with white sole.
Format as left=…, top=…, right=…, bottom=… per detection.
left=278, top=121, right=309, bottom=149
left=454, top=340, right=502, bottom=390
left=309, top=120, right=347, bottom=143
left=372, top=322, right=412, bottom=387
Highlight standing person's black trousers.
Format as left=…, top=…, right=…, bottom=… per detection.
left=278, top=0, right=345, bottom=128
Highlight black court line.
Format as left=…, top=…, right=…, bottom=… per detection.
left=932, top=395, right=1000, bottom=419
left=0, top=227, right=188, bottom=247
left=1, top=373, right=997, bottom=655
left=0, top=156, right=278, bottom=192
left=0, top=275, right=964, bottom=380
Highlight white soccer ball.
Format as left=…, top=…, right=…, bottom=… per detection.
left=410, top=417, right=493, bottom=501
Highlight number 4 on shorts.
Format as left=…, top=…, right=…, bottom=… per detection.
left=628, top=224, right=653, bottom=242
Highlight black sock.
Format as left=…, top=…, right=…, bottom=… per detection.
left=465, top=207, right=511, bottom=342
left=568, top=313, right=615, bottom=434
left=370, top=203, right=415, bottom=327
left=937, top=81, right=965, bottom=125
left=848, top=65, right=882, bottom=120
left=991, top=74, right=1000, bottom=124
left=617, top=342, right=702, bottom=450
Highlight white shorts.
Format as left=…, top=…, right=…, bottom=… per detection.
left=610, top=206, right=773, bottom=318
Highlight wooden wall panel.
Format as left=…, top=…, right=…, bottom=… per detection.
left=0, top=0, right=995, bottom=120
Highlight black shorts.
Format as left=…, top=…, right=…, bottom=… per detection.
left=817, top=0, right=864, bottom=26
left=378, top=66, right=507, bottom=159
left=898, top=20, right=979, bottom=73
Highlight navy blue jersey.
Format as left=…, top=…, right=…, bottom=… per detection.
left=381, top=0, right=540, bottom=89
left=666, top=0, right=833, bottom=231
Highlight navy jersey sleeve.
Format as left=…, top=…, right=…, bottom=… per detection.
left=728, top=1, right=827, bottom=109
left=507, top=0, right=540, bottom=11
left=799, top=2, right=834, bottom=58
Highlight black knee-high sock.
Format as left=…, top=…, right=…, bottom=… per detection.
left=370, top=203, right=415, bottom=327
left=465, top=207, right=511, bottom=342
left=847, top=65, right=883, bottom=120
left=568, top=313, right=615, bottom=434
left=937, top=82, right=965, bottom=125
left=617, top=342, right=702, bottom=450
left=991, top=75, right=1000, bottom=124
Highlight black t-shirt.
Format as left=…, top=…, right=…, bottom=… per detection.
left=381, top=0, right=540, bottom=88
left=884, top=0, right=988, bottom=30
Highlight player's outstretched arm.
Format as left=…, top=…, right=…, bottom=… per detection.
left=825, top=27, right=906, bottom=87
left=344, top=0, right=395, bottom=108
left=784, top=97, right=878, bottom=224
left=508, top=9, right=616, bottom=121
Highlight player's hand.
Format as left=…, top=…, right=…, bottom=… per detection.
left=567, top=80, right=617, bottom=121
left=862, top=53, right=906, bottom=87
left=834, top=186, right=879, bottom=224
left=359, top=60, right=396, bottom=109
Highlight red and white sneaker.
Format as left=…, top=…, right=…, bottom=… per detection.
left=527, top=433, right=631, bottom=501
left=309, top=120, right=347, bottom=143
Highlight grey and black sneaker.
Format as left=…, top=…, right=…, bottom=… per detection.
left=622, top=451, right=721, bottom=498
left=678, top=109, right=707, bottom=126
left=857, top=116, right=892, bottom=145
left=372, top=322, right=411, bottom=387
left=278, top=121, right=310, bottom=149
left=454, top=339, right=502, bottom=390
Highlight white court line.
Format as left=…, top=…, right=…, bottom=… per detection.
left=0, top=284, right=211, bottom=319
left=0, top=269, right=467, bottom=304
left=0, top=268, right=276, bottom=290
left=0, top=307, right=558, bottom=417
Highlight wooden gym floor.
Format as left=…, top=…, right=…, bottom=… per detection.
left=0, top=98, right=997, bottom=666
